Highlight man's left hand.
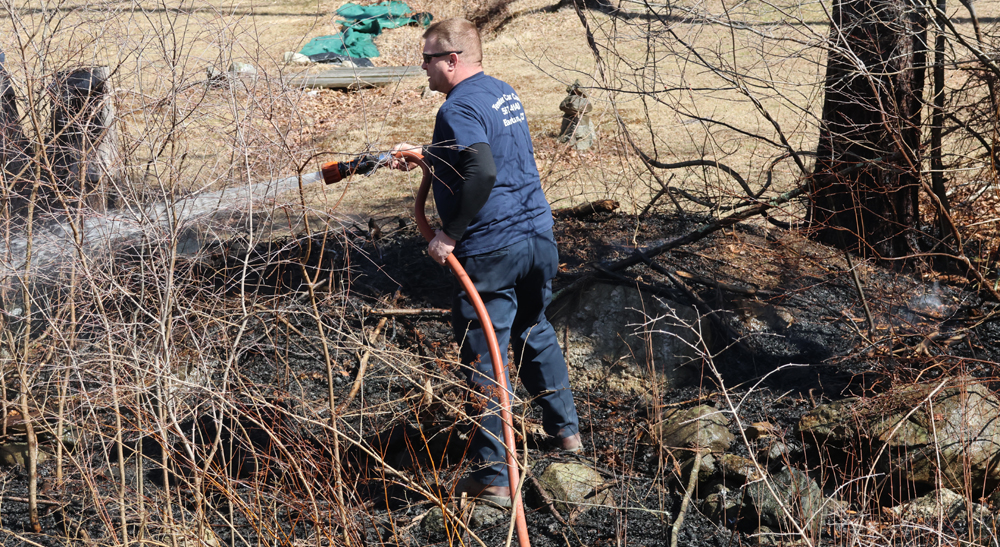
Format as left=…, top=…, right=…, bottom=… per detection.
left=428, top=230, right=456, bottom=265
left=389, top=143, right=421, bottom=171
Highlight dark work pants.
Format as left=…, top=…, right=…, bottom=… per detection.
left=453, top=230, right=579, bottom=488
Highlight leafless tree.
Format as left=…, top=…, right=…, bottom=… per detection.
left=569, top=0, right=1000, bottom=273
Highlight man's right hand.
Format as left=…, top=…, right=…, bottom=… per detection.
left=428, top=230, right=456, bottom=265
left=389, top=143, right=421, bottom=171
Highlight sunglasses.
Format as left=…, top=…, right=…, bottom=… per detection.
left=422, top=50, right=462, bottom=64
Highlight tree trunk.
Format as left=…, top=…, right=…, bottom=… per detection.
left=47, top=67, right=120, bottom=213
left=812, top=0, right=927, bottom=258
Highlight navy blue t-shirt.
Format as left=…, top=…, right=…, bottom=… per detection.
left=428, top=72, right=553, bottom=257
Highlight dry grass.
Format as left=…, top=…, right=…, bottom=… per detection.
left=5, top=0, right=998, bottom=222
left=1, top=2, right=1000, bottom=546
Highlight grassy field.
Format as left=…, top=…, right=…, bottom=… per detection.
left=0, top=0, right=995, bottom=227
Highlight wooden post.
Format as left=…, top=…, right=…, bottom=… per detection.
left=0, top=53, right=33, bottom=218
left=47, top=67, right=120, bottom=213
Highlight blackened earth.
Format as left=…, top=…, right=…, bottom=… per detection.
left=3, top=210, right=1000, bottom=546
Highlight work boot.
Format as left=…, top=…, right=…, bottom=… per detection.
left=558, top=432, right=583, bottom=452
left=456, top=477, right=512, bottom=508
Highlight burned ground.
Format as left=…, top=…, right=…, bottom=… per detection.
left=0, top=209, right=998, bottom=546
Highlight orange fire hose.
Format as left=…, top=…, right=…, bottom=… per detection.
left=396, top=150, right=531, bottom=547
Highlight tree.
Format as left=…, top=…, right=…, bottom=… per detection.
left=569, top=0, right=996, bottom=272
left=811, top=0, right=926, bottom=258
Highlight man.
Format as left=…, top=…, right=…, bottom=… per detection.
left=391, top=18, right=581, bottom=504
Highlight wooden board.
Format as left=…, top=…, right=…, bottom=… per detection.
left=288, top=66, right=424, bottom=89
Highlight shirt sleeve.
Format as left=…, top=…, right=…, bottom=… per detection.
left=439, top=102, right=489, bottom=148
left=441, top=142, right=496, bottom=241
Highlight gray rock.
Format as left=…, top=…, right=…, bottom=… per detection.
left=549, top=282, right=710, bottom=393
left=229, top=62, right=257, bottom=76
left=538, top=462, right=611, bottom=515
left=760, top=440, right=789, bottom=463
left=421, top=503, right=506, bottom=538
left=889, top=488, right=997, bottom=544
left=701, top=480, right=740, bottom=524
left=744, top=468, right=826, bottom=539
left=678, top=452, right=717, bottom=483
left=557, top=81, right=595, bottom=150
left=0, top=443, right=47, bottom=467
left=656, top=405, right=734, bottom=453
left=800, top=381, right=1000, bottom=495
left=888, top=488, right=975, bottom=521
left=798, top=397, right=858, bottom=443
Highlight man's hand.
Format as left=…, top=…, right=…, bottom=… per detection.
left=428, top=230, right=456, bottom=265
left=389, top=143, right=421, bottom=171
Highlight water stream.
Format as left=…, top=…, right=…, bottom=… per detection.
left=0, top=170, right=325, bottom=282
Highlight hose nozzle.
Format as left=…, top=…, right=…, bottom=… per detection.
left=321, top=153, right=388, bottom=185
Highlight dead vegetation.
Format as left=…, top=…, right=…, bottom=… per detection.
left=1, top=0, right=1000, bottom=546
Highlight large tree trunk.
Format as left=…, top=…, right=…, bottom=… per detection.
left=812, top=0, right=927, bottom=258
left=46, top=67, right=120, bottom=214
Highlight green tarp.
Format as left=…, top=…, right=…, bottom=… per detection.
left=300, top=1, right=432, bottom=59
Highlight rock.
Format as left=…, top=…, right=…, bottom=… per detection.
left=702, top=480, right=740, bottom=525
left=746, top=421, right=777, bottom=441
left=798, top=397, right=858, bottom=443
left=760, top=440, right=789, bottom=463
left=887, top=488, right=976, bottom=521
left=282, top=52, right=311, bottom=64
left=557, top=80, right=595, bottom=150
left=206, top=62, right=257, bottom=87
left=538, top=462, right=611, bottom=516
left=549, top=282, right=711, bottom=394
left=421, top=86, right=441, bottom=99
left=888, top=488, right=996, bottom=543
left=229, top=62, right=257, bottom=76
left=719, top=454, right=763, bottom=483
left=421, top=503, right=506, bottom=539
left=800, top=381, right=1000, bottom=495
left=656, top=405, right=734, bottom=453
left=678, top=452, right=717, bottom=483
left=744, top=468, right=826, bottom=539
left=0, top=443, right=47, bottom=467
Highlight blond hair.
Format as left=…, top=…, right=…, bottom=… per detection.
left=423, top=18, right=483, bottom=65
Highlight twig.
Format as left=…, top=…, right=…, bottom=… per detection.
left=339, top=317, right=388, bottom=411
left=842, top=247, right=876, bottom=339
left=644, top=259, right=764, bottom=296
left=528, top=471, right=569, bottom=527
left=670, top=449, right=702, bottom=547
left=3, top=496, right=69, bottom=507
left=341, top=293, right=400, bottom=410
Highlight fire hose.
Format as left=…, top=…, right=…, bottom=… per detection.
left=321, top=152, right=531, bottom=547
